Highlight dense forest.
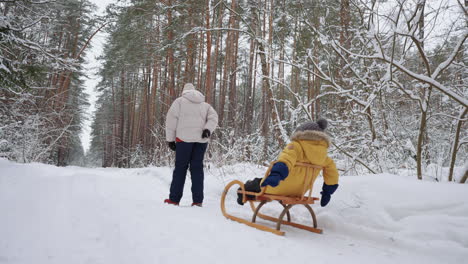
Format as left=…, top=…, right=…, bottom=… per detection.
left=1, top=0, right=467, bottom=182
left=1, top=0, right=98, bottom=166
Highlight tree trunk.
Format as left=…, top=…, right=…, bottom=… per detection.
left=227, top=6, right=239, bottom=129
left=211, top=3, right=224, bottom=109
left=118, top=69, right=126, bottom=168
left=416, top=109, right=427, bottom=180
left=460, top=166, right=468, bottom=184
left=278, top=43, right=285, bottom=121
left=109, top=78, right=117, bottom=167
left=150, top=49, right=160, bottom=153
left=184, top=4, right=196, bottom=84
left=167, top=0, right=176, bottom=102
left=204, top=0, right=213, bottom=104
left=449, top=107, right=467, bottom=182
left=244, top=37, right=255, bottom=134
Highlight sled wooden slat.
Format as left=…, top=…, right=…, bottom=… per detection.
left=249, top=201, right=323, bottom=234
left=237, top=190, right=264, bottom=197
left=223, top=211, right=285, bottom=236
left=220, top=162, right=324, bottom=236
left=257, top=212, right=323, bottom=234
left=251, top=194, right=319, bottom=204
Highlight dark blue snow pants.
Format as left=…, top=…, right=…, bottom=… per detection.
left=169, top=142, right=208, bottom=204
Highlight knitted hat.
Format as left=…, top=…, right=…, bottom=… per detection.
left=183, top=83, right=195, bottom=91
left=295, top=118, right=328, bottom=132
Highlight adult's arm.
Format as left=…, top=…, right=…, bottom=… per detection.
left=165, top=99, right=180, bottom=142
left=204, top=105, right=218, bottom=133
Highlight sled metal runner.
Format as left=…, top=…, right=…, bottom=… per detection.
left=220, top=162, right=323, bottom=236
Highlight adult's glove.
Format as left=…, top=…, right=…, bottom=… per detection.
left=168, top=141, right=176, bottom=151
left=320, top=183, right=338, bottom=207
left=260, top=162, right=289, bottom=187
left=201, top=129, right=211, bottom=138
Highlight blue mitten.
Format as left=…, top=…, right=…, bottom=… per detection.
left=261, top=173, right=282, bottom=187
left=320, top=183, right=338, bottom=207
left=261, top=162, right=289, bottom=187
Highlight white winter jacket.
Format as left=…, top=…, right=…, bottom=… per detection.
left=165, top=84, right=218, bottom=143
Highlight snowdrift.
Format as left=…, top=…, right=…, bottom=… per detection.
left=0, top=158, right=467, bottom=264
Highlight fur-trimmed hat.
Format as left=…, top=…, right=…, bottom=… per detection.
left=291, top=118, right=330, bottom=146
left=295, top=118, right=328, bottom=132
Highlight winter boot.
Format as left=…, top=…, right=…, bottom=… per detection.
left=164, top=199, right=179, bottom=206
left=191, top=202, right=203, bottom=207
left=237, top=178, right=262, bottom=205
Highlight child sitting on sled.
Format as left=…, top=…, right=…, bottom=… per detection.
left=238, top=118, right=339, bottom=207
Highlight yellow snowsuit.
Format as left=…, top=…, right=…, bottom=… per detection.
left=262, top=130, right=339, bottom=196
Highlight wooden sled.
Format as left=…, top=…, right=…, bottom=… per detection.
left=220, top=162, right=323, bottom=236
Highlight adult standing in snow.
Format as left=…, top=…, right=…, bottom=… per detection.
left=164, top=83, right=218, bottom=207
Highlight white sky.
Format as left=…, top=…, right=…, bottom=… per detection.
left=80, top=0, right=116, bottom=153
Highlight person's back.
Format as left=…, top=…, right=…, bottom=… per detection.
left=166, top=84, right=217, bottom=144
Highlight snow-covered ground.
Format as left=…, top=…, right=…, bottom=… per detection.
left=0, top=158, right=467, bottom=264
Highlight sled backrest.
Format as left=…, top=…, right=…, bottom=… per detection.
left=294, top=162, right=323, bottom=200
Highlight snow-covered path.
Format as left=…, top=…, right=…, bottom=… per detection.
left=0, top=159, right=467, bottom=264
